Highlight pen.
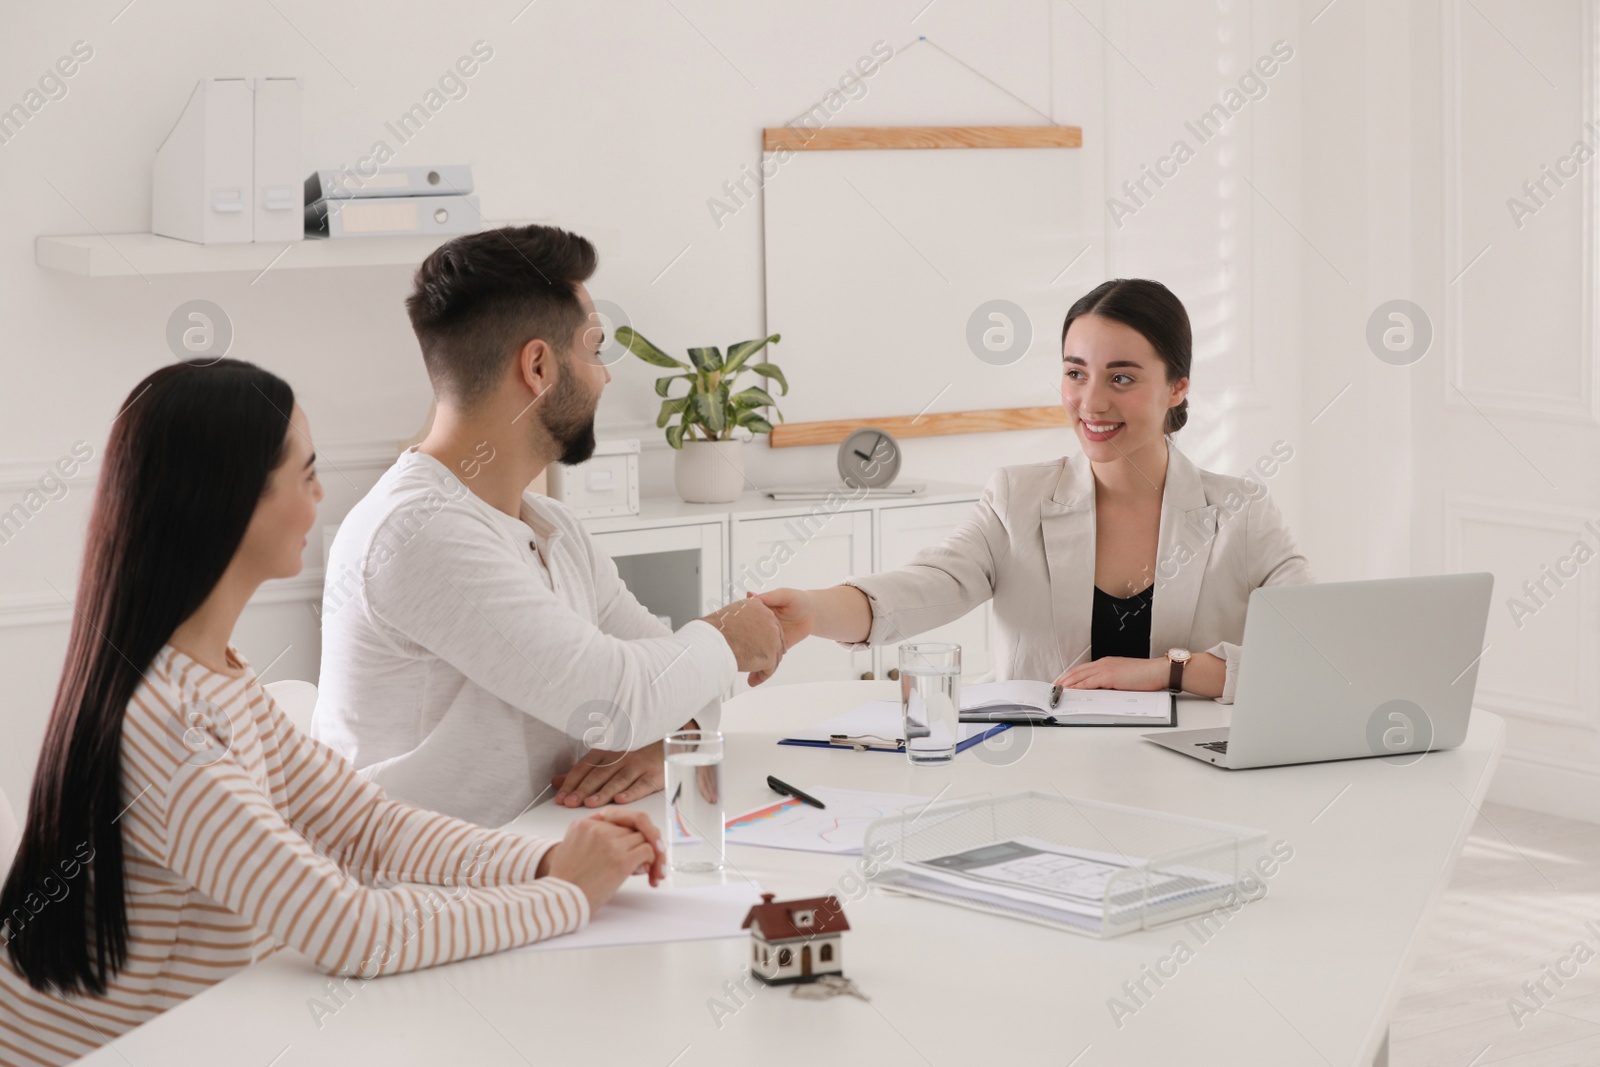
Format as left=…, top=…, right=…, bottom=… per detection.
left=958, top=712, right=1058, bottom=725
left=767, top=775, right=826, bottom=810
left=1049, top=684, right=1063, bottom=709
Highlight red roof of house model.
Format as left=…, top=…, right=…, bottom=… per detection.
left=741, top=893, right=852, bottom=941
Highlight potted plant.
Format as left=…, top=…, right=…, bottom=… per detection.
left=615, top=326, right=787, bottom=504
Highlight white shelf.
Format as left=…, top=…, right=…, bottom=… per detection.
left=581, top=479, right=984, bottom=534
left=35, top=231, right=454, bottom=277
left=35, top=221, right=620, bottom=277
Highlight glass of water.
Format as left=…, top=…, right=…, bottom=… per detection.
left=899, top=643, right=961, bottom=765
left=664, top=729, right=725, bottom=872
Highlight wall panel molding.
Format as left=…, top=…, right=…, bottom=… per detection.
left=1442, top=0, right=1600, bottom=425
left=0, top=437, right=399, bottom=627
left=1445, top=492, right=1600, bottom=730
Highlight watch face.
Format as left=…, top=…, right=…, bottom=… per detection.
left=1168, top=648, right=1191, bottom=663
left=838, top=428, right=900, bottom=489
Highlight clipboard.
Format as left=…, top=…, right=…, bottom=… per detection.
left=778, top=722, right=1012, bottom=755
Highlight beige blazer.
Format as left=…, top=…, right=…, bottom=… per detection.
left=843, top=443, right=1313, bottom=702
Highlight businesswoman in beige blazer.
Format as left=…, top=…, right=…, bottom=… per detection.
left=754, top=278, right=1312, bottom=703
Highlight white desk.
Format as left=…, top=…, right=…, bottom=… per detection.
left=79, top=683, right=1502, bottom=1067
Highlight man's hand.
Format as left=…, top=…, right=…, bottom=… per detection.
left=536, top=809, right=665, bottom=910
left=749, top=588, right=814, bottom=685
left=552, top=740, right=665, bottom=808
left=1053, top=656, right=1169, bottom=692
left=701, top=597, right=783, bottom=676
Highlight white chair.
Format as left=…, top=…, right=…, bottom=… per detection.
left=0, top=783, right=19, bottom=886
left=263, top=679, right=318, bottom=736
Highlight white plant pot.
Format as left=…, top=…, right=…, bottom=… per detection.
left=674, top=439, right=746, bottom=504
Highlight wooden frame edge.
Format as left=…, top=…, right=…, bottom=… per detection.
left=768, top=406, right=1069, bottom=448
left=761, top=125, right=1083, bottom=153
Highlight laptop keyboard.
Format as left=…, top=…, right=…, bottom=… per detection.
left=1196, top=740, right=1229, bottom=753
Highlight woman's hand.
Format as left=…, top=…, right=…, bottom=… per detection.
left=536, top=809, right=666, bottom=911
left=749, top=588, right=815, bottom=685
left=1053, top=656, right=1170, bottom=692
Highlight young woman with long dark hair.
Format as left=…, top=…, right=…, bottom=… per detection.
left=0, top=359, right=662, bottom=1065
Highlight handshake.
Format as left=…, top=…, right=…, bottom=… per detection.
left=700, top=588, right=824, bottom=687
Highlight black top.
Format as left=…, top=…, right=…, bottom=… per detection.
left=1091, top=584, right=1153, bottom=660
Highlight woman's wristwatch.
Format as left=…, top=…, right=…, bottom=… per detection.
left=1165, top=648, right=1192, bottom=693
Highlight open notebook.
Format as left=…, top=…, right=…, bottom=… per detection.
left=962, top=680, right=1176, bottom=727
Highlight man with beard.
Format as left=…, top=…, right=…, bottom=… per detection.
left=311, top=225, right=783, bottom=827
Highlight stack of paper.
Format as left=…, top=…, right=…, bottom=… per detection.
left=880, top=837, right=1231, bottom=934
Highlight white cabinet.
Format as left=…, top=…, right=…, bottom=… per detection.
left=876, top=502, right=994, bottom=682
left=729, top=510, right=874, bottom=690
left=588, top=522, right=724, bottom=634
left=580, top=481, right=991, bottom=691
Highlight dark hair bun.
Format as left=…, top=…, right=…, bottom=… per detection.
left=1165, top=397, right=1189, bottom=435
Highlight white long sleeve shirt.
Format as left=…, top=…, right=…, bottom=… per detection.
left=312, top=447, right=733, bottom=826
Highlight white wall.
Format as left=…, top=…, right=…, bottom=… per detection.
left=1290, top=0, right=1600, bottom=823
left=0, top=0, right=1413, bottom=816
left=1414, top=0, right=1600, bottom=820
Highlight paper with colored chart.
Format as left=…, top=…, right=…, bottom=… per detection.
left=723, top=787, right=936, bottom=855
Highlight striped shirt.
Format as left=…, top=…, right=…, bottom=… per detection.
left=0, top=643, right=588, bottom=1066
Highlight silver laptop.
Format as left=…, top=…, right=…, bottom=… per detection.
left=1145, top=573, right=1494, bottom=769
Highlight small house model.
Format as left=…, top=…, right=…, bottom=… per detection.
left=741, top=892, right=851, bottom=985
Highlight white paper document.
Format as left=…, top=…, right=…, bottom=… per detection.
left=724, top=787, right=937, bottom=854
left=517, top=882, right=763, bottom=953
